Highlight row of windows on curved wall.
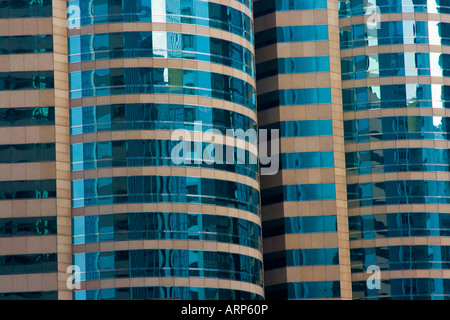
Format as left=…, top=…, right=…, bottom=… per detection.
left=353, top=278, right=450, bottom=300
left=254, top=0, right=327, bottom=18
left=261, top=183, right=336, bottom=206
left=73, top=249, right=263, bottom=286
left=255, top=25, right=329, bottom=49
left=0, top=179, right=56, bottom=201
left=0, top=107, right=55, bottom=127
left=340, top=52, right=450, bottom=80
left=0, top=291, right=58, bottom=301
left=69, top=32, right=254, bottom=77
left=0, top=253, right=57, bottom=275
left=340, top=21, right=450, bottom=49
left=70, top=103, right=256, bottom=136
left=349, top=212, right=450, bottom=240
left=69, top=68, right=256, bottom=111
left=0, top=217, right=56, bottom=238
left=0, top=0, right=52, bottom=18
left=67, top=0, right=253, bottom=43
left=0, top=35, right=53, bottom=55
left=260, top=120, right=333, bottom=139
left=0, top=143, right=55, bottom=164
left=344, top=116, right=450, bottom=143
left=262, top=215, right=337, bottom=238
left=74, top=287, right=263, bottom=300
left=351, top=245, right=450, bottom=272
left=339, top=0, right=450, bottom=17
left=256, top=56, right=330, bottom=80
left=0, top=71, right=54, bottom=91
left=346, top=148, right=450, bottom=175
left=281, top=151, right=335, bottom=170
left=257, top=88, right=332, bottom=111
left=265, top=281, right=341, bottom=300
left=71, top=140, right=258, bottom=179
left=264, top=248, right=339, bottom=271
left=347, top=180, right=450, bottom=207
left=72, top=176, right=259, bottom=214
left=342, top=84, right=450, bottom=111
left=72, top=212, right=261, bottom=249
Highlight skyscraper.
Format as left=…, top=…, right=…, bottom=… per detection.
left=0, top=0, right=71, bottom=300
left=340, top=0, right=450, bottom=300
left=254, top=0, right=352, bottom=300
left=1, top=0, right=450, bottom=301
left=67, top=0, right=263, bottom=300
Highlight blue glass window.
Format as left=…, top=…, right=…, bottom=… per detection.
left=73, top=249, right=263, bottom=285
left=72, top=212, right=261, bottom=249
left=261, top=183, right=336, bottom=206
left=0, top=253, right=57, bottom=275
left=351, top=245, right=450, bottom=272
left=0, top=0, right=52, bottom=18
left=340, top=21, right=429, bottom=49
left=0, top=217, right=57, bottom=238
left=255, top=0, right=327, bottom=17
left=353, top=278, right=450, bottom=300
left=255, top=25, right=328, bottom=49
left=344, top=116, right=450, bottom=143
left=69, top=68, right=256, bottom=111
left=341, top=52, right=431, bottom=80
left=0, top=180, right=56, bottom=201
left=349, top=212, right=450, bottom=240
left=67, top=0, right=253, bottom=43
left=264, top=248, right=339, bottom=270
left=0, top=143, right=55, bottom=164
left=281, top=151, right=335, bottom=170
left=346, top=148, right=450, bottom=175
left=71, top=140, right=258, bottom=179
left=265, top=281, right=341, bottom=299
left=258, top=88, right=331, bottom=111
left=347, top=180, right=450, bottom=207
left=0, top=35, right=53, bottom=55
left=0, top=107, right=54, bottom=127
left=69, top=32, right=254, bottom=76
left=0, top=71, right=54, bottom=91
left=74, top=287, right=263, bottom=300
left=72, top=176, right=259, bottom=214
left=70, top=103, right=256, bottom=136
left=0, top=291, right=58, bottom=300
left=263, top=215, right=337, bottom=238
left=261, top=120, right=333, bottom=138
left=343, top=84, right=434, bottom=111
left=256, top=56, right=330, bottom=79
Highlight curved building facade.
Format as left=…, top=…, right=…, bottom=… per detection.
left=67, top=0, right=263, bottom=300
left=340, top=0, right=450, bottom=299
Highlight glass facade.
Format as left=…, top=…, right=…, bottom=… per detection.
left=3, top=0, right=450, bottom=302
left=254, top=0, right=347, bottom=301
left=0, top=0, right=58, bottom=300
left=68, top=0, right=262, bottom=301
left=340, top=0, right=450, bottom=300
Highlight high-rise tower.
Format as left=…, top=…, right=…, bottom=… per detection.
left=0, top=0, right=71, bottom=300
left=254, top=0, right=352, bottom=300
left=340, top=0, right=450, bottom=300
left=67, top=0, right=263, bottom=300
left=3, top=0, right=450, bottom=301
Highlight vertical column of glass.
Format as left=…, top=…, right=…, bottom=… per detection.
left=255, top=0, right=349, bottom=299
left=340, top=0, right=450, bottom=299
left=0, top=0, right=58, bottom=300
left=68, top=0, right=264, bottom=300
